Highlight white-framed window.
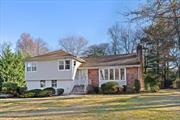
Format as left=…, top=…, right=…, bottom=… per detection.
left=26, top=62, right=37, bottom=72
left=104, top=69, right=109, bottom=80
left=109, top=69, right=114, bottom=80
left=32, top=63, right=37, bottom=71
left=120, top=68, right=125, bottom=80
left=100, top=69, right=105, bottom=80
left=99, top=67, right=126, bottom=81
left=65, top=60, right=70, bottom=69
left=59, top=61, right=64, bottom=70
left=40, top=80, right=46, bottom=88
left=58, top=60, right=71, bottom=70
left=27, top=63, right=32, bottom=71
left=51, top=80, right=57, bottom=88
left=115, top=69, right=119, bottom=80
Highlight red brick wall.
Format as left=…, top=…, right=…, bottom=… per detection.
left=126, top=67, right=144, bottom=90
left=126, top=67, right=138, bottom=87
left=88, top=69, right=99, bottom=87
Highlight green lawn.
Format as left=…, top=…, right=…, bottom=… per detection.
left=0, top=89, right=180, bottom=120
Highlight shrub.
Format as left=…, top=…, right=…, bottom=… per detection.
left=175, top=80, right=180, bottom=89
left=27, top=89, right=42, bottom=97
left=123, top=85, right=127, bottom=93
left=17, top=86, right=27, bottom=95
left=150, top=85, right=160, bottom=92
left=145, top=75, right=160, bottom=92
left=87, top=85, right=99, bottom=94
left=125, top=85, right=135, bottom=94
left=21, top=91, right=36, bottom=98
left=2, top=82, right=19, bottom=96
left=43, top=87, right=55, bottom=95
left=134, top=79, right=141, bottom=93
left=57, top=88, right=64, bottom=95
left=0, top=77, right=3, bottom=91
left=173, top=79, right=180, bottom=89
left=38, top=90, right=53, bottom=97
left=101, top=82, right=119, bottom=94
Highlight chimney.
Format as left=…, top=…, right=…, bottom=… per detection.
left=137, top=44, right=145, bottom=91
left=136, top=44, right=143, bottom=64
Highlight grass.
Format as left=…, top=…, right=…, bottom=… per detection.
left=0, top=89, right=180, bottom=120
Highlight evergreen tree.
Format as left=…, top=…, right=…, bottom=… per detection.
left=0, top=44, right=26, bottom=88
left=142, top=19, right=176, bottom=85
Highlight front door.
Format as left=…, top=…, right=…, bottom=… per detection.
left=75, top=69, right=88, bottom=85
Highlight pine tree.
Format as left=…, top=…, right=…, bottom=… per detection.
left=0, top=44, right=26, bottom=87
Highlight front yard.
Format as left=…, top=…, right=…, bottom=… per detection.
left=0, top=89, right=180, bottom=120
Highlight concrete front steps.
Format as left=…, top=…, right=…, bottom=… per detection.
left=71, top=85, right=86, bottom=95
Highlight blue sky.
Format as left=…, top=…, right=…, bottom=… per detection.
left=0, top=0, right=146, bottom=50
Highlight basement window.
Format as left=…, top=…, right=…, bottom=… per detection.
left=40, top=80, right=46, bottom=88
left=52, top=80, right=57, bottom=88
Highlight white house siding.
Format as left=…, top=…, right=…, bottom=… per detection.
left=25, top=59, right=74, bottom=80
left=26, top=80, right=74, bottom=94
left=25, top=59, right=83, bottom=94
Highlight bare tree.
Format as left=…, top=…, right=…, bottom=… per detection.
left=108, top=23, right=142, bottom=54
left=127, top=0, right=180, bottom=78
left=59, top=36, right=88, bottom=56
left=16, top=33, right=49, bottom=57
left=108, top=23, right=121, bottom=55
left=34, top=38, right=49, bottom=56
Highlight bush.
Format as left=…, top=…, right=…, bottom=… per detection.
left=150, top=85, right=160, bottom=92
left=134, top=79, right=141, bottom=93
left=175, top=80, right=180, bottom=88
left=125, top=85, right=135, bottom=94
left=38, top=90, right=53, bottom=97
left=145, top=75, right=160, bottom=92
left=20, top=89, right=53, bottom=98
left=57, top=88, right=64, bottom=95
left=101, top=82, right=119, bottom=94
left=123, top=85, right=127, bottom=93
left=87, top=85, right=99, bottom=94
left=20, top=91, right=36, bottom=98
left=173, top=79, right=180, bottom=89
left=2, top=82, right=19, bottom=96
left=43, top=87, right=55, bottom=95
left=17, top=86, right=27, bottom=95
left=27, top=89, right=42, bottom=97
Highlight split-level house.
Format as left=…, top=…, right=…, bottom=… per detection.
left=25, top=45, right=144, bottom=94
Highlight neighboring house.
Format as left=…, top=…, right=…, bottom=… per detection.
left=25, top=45, right=144, bottom=94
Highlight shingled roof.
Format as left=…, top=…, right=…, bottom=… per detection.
left=25, top=50, right=85, bottom=62
left=26, top=50, right=140, bottom=67
left=80, top=53, right=140, bottom=67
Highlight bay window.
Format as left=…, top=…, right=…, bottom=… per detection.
left=99, top=67, right=126, bottom=81
left=104, top=69, right=108, bottom=80
left=120, top=68, right=125, bottom=80
left=109, top=69, right=114, bottom=80
left=115, top=69, right=119, bottom=80
left=100, top=69, right=105, bottom=80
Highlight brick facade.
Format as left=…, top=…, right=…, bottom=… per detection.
left=88, top=69, right=99, bottom=87
left=87, top=67, right=144, bottom=90
left=126, top=67, right=144, bottom=90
